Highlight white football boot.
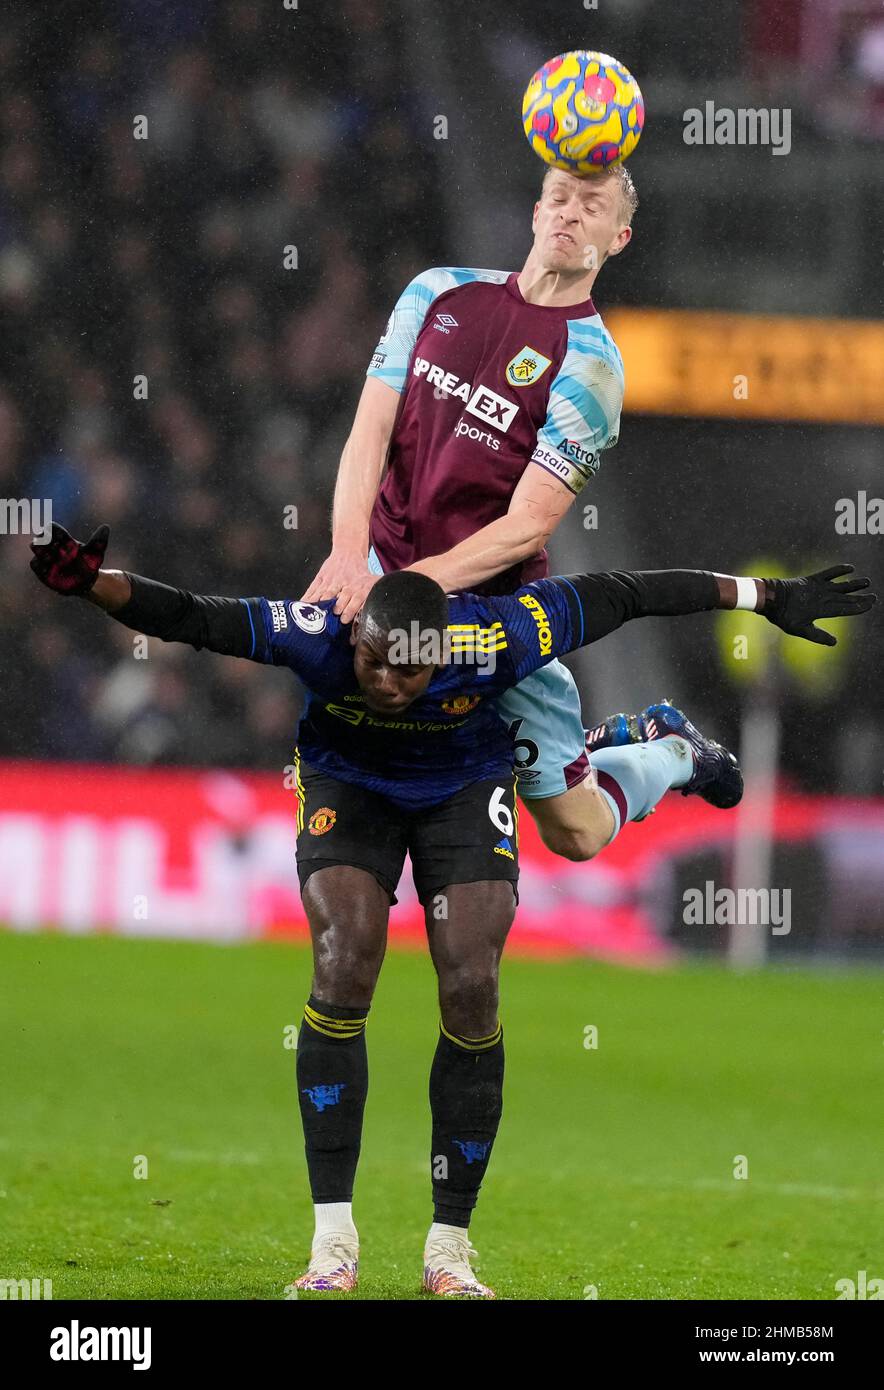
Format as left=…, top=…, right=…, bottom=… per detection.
left=285, top=1231, right=359, bottom=1294
left=422, top=1230, right=495, bottom=1299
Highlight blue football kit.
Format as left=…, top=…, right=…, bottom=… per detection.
left=252, top=579, right=583, bottom=812
left=108, top=564, right=723, bottom=902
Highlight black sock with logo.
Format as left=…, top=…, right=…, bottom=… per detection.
left=429, top=1023, right=504, bottom=1228
left=297, top=995, right=369, bottom=1203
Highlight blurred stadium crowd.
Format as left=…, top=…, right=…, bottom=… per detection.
left=0, top=0, right=444, bottom=766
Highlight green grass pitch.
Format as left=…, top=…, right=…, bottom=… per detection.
left=1, top=931, right=881, bottom=1300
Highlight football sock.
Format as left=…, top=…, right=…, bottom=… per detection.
left=592, top=737, right=693, bottom=841
left=430, top=1022, right=504, bottom=1229
left=313, top=1201, right=356, bottom=1241
left=426, top=1221, right=469, bottom=1247
left=297, top=995, right=369, bottom=1207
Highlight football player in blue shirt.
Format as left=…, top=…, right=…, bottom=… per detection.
left=32, top=523, right=874, bottom=1298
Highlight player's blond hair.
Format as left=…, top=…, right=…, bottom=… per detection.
left=541, top=163, right=639, bottom=226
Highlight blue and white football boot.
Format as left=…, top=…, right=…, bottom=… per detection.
left=585, top=701, right=743, bottom=810
left=585, top=711, right=642, bottom=751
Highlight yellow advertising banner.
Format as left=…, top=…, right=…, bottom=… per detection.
left=603, top=308, right=884, bottom=426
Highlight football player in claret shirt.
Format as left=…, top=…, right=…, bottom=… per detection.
left=304, top=163, right=635, bottom=870
left=31, top=522, right=875, bottom=1298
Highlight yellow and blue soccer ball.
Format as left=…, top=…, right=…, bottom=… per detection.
left=522, top=50, right=644, bottom=174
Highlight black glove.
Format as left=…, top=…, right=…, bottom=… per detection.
left=762, top=565, right=876, bottom=646
left=30, top=522, right=110, bottom=596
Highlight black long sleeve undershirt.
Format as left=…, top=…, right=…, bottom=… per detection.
left=108, top=568, right=728, bottom=667
left=110, top=574, right=268, bottom=661
left=552, top=569, right=723, bottom=647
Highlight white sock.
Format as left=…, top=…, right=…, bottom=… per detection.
left=426, top=1221, right=469, bottom=1248
left=314, top=1202, right=357, bottom=1241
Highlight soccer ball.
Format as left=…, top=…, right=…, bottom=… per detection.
left=522, top=50, right=644, bottom=175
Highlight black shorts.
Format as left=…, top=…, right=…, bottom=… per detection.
left=294, top=758, right=520, bottom=906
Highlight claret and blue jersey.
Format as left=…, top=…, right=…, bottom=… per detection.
left=249, top=581, right=583, bottom=811
left=366, top=266, right=624, bottom=594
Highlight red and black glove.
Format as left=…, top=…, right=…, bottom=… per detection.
left=30, top=523, right=110, bottom=596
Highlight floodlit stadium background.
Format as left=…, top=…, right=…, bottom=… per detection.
left=1, top=0, right=883, bottom=963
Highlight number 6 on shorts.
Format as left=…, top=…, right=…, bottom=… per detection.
left=488, top=784, right=515, bottom=837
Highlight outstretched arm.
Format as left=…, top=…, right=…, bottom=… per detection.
left=553, top=566, right=876, bottom=650
left=30, top=523, right=270, bottom=661
left=489, top=564, right=876, bottom=688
